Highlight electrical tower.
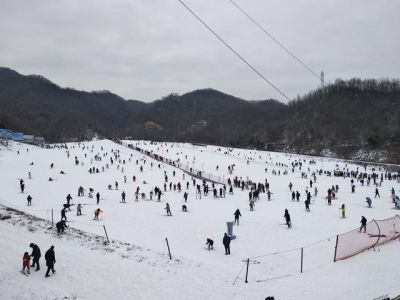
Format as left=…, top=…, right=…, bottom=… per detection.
left=321, top=71, right=325, bottom=86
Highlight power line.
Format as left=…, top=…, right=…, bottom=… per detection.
left=177, top=0, right=291, bottom=101
left=230, top=0, right=322, bottom=81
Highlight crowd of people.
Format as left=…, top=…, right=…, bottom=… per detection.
left=14, top=140, right=400, bottom=280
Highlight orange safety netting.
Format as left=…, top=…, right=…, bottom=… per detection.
left=334, top=215, right=400, bottom=261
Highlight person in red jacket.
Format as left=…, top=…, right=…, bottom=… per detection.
left=22, top=252, right=31, bottom=274
left=94, top=208, right=103, bottom=220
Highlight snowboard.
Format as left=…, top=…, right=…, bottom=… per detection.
left=204, top=247, right=215, bottom=251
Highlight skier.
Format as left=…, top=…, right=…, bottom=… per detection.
left=29, top=243, right=41, bottom=271
left=96, top=192, right=100, bottom=205
left=223, top=233, right=231, bottom=255
left=339, top=204, right=346, bottom=218
left=314, top=186, right=318, bottom=197
left=366, top=197, right=372, bottom=208
left=94, top=208, right=103, bottom=220
left=284, top=209, right=291, bottom=228
left=78, top=186, right=85, bottom=196
left=374, top=188, right=380, bottom=198
left=296, top=191, right=300, bottom=201
left=121, top=191, right=126, bottom=203
left=165, top=203, right=172, bottom=216
left=76, top=203, right=82, bottom=216
left=267, top=190, right=273, bottom=201
left=56, top=220, right=68, bottom=233
left=157, top=190, right=163, bottom=201
left=66, top=194, right=72, bottom=205
left=206, top=238, right=214, bottom=250
left=182, top=205, right=187, bottom=212
left=27, top=195, right=32, bottom=206
left=359, top=216, right=367, bottom=233
left=20, top=180, right=25, bottom=193
left=288, top=182, right=293, bottom=191
left=61, top=207, right=67, bottom=221
left=234, top=209, right=241, bottom=225
left=249, top=199, right=255, bottom=211
left=22, top=252, right=31, bottom=275
left=326, top=194, right=332, bottom=205
left=305, top=198, right=310, bottom=212
left=183, top=192, right=188, bottom=203
left=44, top=246, right=56, bottom=278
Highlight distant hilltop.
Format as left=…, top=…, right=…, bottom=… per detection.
left=0, top=67, right=400, bottom=163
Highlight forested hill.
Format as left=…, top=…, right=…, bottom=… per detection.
left=0, top=67, right=399, bottom=163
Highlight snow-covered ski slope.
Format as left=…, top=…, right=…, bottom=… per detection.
left=0, top=139, right=399, bottom=300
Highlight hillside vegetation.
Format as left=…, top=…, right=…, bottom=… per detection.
left=0, top=67, right=399, bottom=163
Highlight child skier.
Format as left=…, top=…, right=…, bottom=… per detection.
left=22, top=252, right=31, bottom=274
left=94, top=208, right=103, bottom=220
left=206, top=238, right=214, bottom=250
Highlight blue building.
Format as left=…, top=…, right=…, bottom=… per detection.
left=0, top=129, right=12, bottom=139
left=11, top=132, right=24, bottom=141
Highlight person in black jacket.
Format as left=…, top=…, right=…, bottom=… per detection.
left=61, top=207, right=67, bottom=221
left=206, top=238, right=214, bottom=250
left=223, top=233, right=231, bottom=255
left=234, top=209, right=241, bottom=225
left=45, top=245, right=56, bottom=278
left=29, top=243, right=41, bottom=271
left=56, top=220, right=68, bottom=234
left=359, top=216, right=367, bottom=233
left=284, top=209, right=291, bottom=228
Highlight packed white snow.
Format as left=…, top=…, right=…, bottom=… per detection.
left=0, top=139, right=399, bottom=300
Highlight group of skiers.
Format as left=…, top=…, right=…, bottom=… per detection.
left=14, top=139, right=400, bottom=284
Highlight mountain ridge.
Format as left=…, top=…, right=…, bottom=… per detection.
left=0, top=67, right=399, bottom=164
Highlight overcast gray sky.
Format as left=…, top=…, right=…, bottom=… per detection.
left=0, top=0, right=399, bottom=102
